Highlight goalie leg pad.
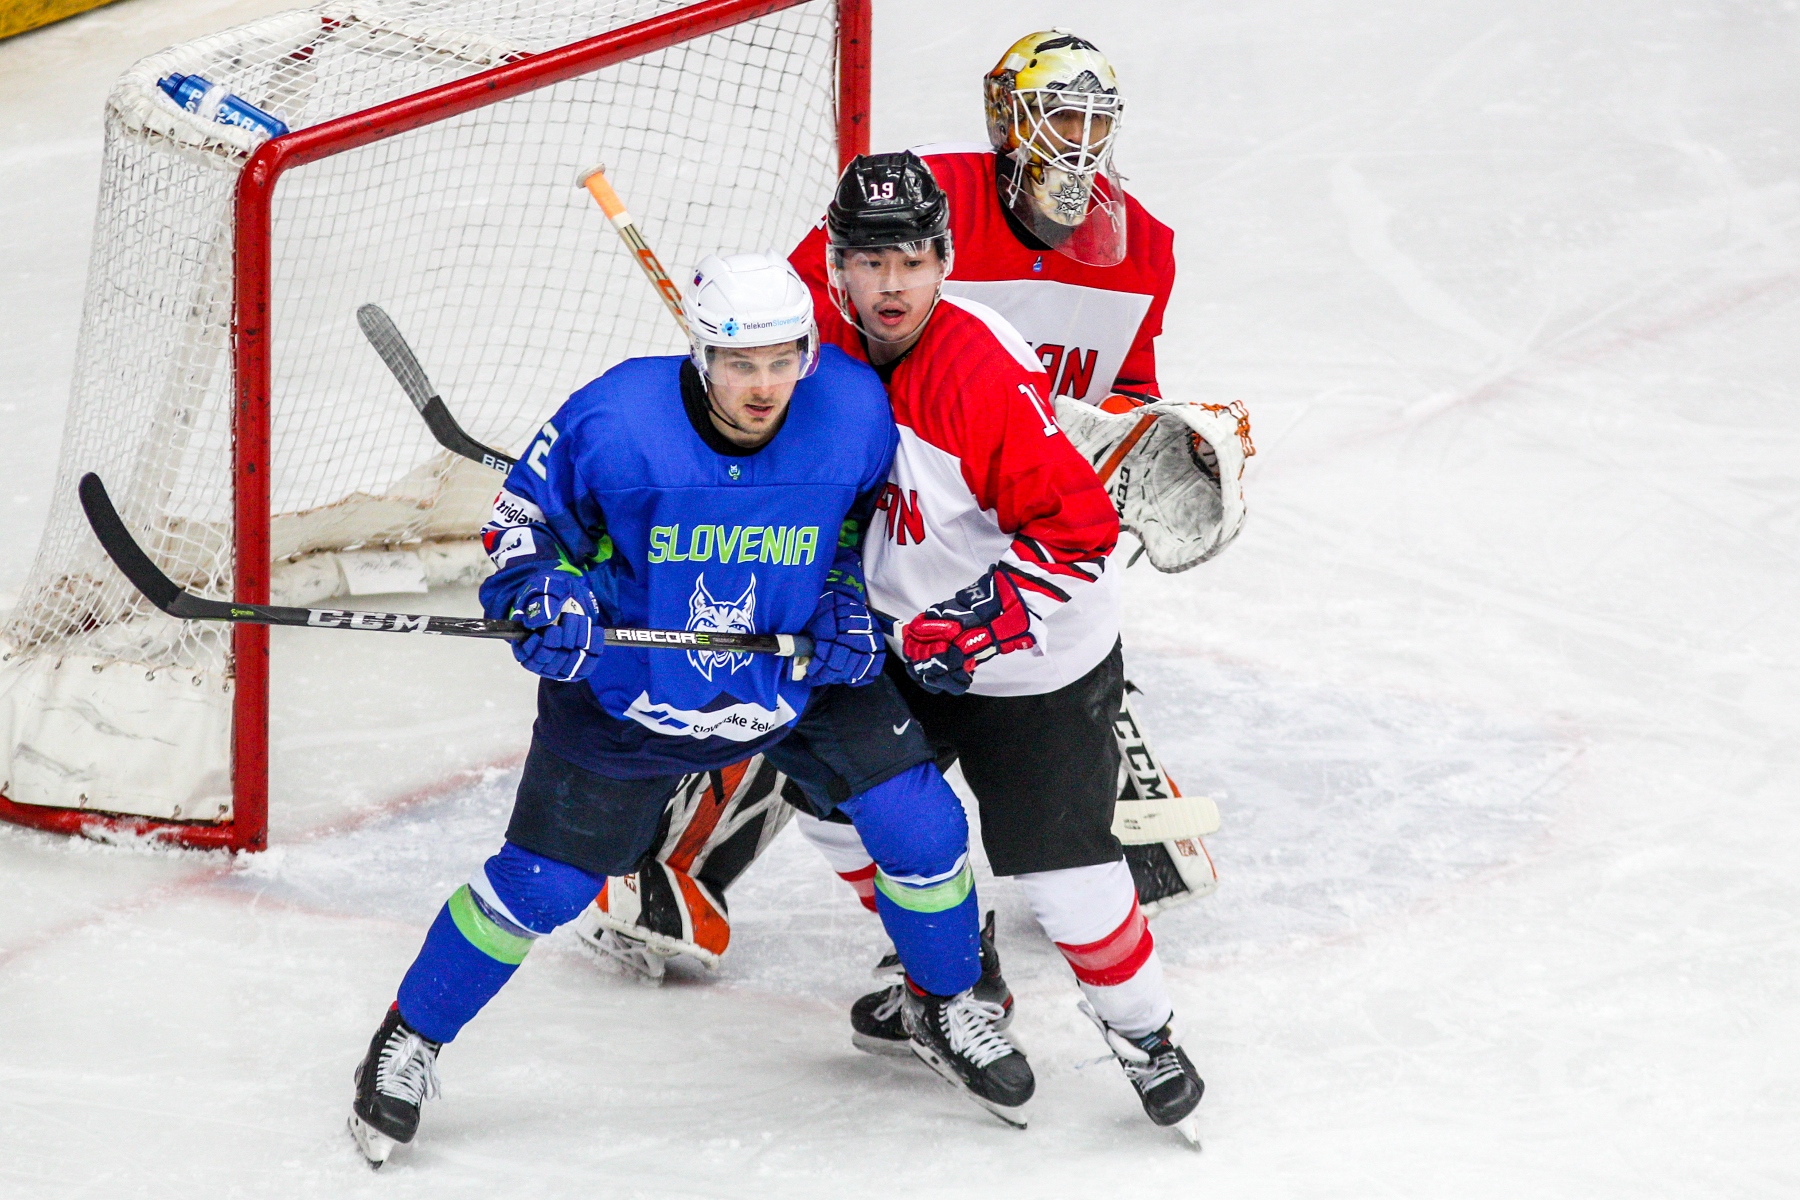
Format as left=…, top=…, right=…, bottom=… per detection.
left=587, top=861, right=732, bottom=964
left=572, top=755, right=797, bottom=968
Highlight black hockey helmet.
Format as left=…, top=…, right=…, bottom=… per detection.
left=825, top=151, right=951, bottom=253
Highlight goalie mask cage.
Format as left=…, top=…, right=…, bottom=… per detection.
left=0, top=0, right=871, bottom=851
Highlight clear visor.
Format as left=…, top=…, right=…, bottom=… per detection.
left=695, top=334, right=818, bottom=388
left=825, top=240, right=953, bottom=344
left=1010, top=88, right=1123, bottom=175
left=1000, top=157, right=1127, bottom=268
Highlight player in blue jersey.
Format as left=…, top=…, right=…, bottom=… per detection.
left=346, top=254, right=1032, bottom=1168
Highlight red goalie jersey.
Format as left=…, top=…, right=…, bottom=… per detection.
left=805, top=291, right=1122, bottom=696
left=791, top=142, right=1177, bottom=404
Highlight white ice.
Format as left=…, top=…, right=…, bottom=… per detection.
left=3, top=0, right=1798, bottom=1195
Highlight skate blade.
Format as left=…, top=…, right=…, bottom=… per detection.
left=1172, top=1113, right=1202, bottom=1150
left=347, top=1113, right=396, bottom=1169
left=909, top=1042, right=1028, bottom=1130
left=851, top=1031, right=916, bottom=1058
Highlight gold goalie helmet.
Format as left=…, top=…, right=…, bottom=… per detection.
left=985, top=29, right=1127, bottom=266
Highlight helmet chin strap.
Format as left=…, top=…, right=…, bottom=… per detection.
left=703, top=377, right=762, bottom=436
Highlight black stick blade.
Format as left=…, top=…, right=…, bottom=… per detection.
left=422, top=397, right=517, bottom=473
left=78, top=472, right=183, bottom=612
left=358, top=303, right=516, bottom=473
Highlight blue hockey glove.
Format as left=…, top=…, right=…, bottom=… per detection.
left=509, top=572, right=601, bottom=682
left=900, top=565, right=1035, bottom=695
left=804, top=585, right=884, bottom=687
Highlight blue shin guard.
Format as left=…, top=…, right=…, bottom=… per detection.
left=395, top=842, right=603, bottom=1043
left=840, top=762, right=981, bottom=997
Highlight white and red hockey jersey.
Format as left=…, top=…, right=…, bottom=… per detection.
left=805, top=291, right=1122, bottom=697
left=792, top=143, right=1177, bottom=404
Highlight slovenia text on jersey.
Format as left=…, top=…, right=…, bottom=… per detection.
left=477, top=348, right=895, bottom=777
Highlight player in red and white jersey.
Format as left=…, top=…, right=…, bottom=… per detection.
left=834, top=283, right=1121, bottom=697
left=787, top=151, right=1203, bottom=1143
left=789, top=30, right=1174, bottom=409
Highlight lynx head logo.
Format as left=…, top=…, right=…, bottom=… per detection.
left=686, top=573, right=756, bottom=680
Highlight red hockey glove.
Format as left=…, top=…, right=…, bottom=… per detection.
left=900, top=564, right=1036, bottom=695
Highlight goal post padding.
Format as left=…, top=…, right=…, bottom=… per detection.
left=0, top=0, right=871, bottom=851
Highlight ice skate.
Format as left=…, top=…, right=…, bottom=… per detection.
left=348, top=1004, right=442, bottom=1169
left=853, top=910, right=1011, bottom=1056
left=1080, top=1000, right=1203, bottom=1148
left=902, top=982, right=1034, bottom=1128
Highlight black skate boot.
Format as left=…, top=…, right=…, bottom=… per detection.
left=902, top=980, right=1034, bottom=1127
left=1080, top=1000, right=1204, bottom=1148
left=852, top=910, right=1011, bottom=1056
left=348, top=1004, right=442, bottom=1169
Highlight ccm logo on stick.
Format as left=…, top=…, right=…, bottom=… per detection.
left=307, top=610, right=431, bottom=633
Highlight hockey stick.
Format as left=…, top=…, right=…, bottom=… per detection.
left=356, top=304, right=517, bottom=473
left=78, top=473, right=812, bottom=659
left=578, top=164, right=690, bottom=336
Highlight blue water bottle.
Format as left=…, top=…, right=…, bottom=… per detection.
left=157, top=74, right=290, bottom=140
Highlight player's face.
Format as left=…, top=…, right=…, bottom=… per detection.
left=706, top=341, right=804, bottom=446
left=838, top=246, right=945, bottom=344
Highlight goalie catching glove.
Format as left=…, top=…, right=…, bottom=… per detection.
left=900, top=564, right=1037, bottom=695
left=1056, top=394, right=1255, bottom=573
left=509, top=572, right=600, bottom=681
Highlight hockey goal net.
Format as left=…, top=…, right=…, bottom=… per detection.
left=0, top=0, right=868, bottom=850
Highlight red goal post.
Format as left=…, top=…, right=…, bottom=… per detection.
left=0, top=0, right=871, bottom=853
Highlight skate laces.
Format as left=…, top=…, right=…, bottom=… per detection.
left=1117, top=1036, right=1187, bottom=1092
left=1079, top=1000, right=1186, bottom=1090
left=376, top=1028, right=441, bottom=1107
left=944, top=992, right=1014, bottom=1068
left=871, top=983, right=905, bottom=1023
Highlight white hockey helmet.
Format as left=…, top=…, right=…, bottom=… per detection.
left=682, top=252, right=819, bottom=382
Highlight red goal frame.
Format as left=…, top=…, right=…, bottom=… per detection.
left=0, top=0, right=871, bottom=853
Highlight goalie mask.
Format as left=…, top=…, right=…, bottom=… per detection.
left=823, top=151, right=955, bottom=347
left=985, top=30, right=1128, bottom=267
left=682, top=252, right=819, bottom=385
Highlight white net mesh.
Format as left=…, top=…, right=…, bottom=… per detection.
left=0, top=0, right=841, bottom=821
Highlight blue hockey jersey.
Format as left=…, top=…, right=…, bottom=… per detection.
left=479, top=346, right=895, bottom=778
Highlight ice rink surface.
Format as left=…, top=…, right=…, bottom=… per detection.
left=3, top=0, right=1799, bottom=1195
